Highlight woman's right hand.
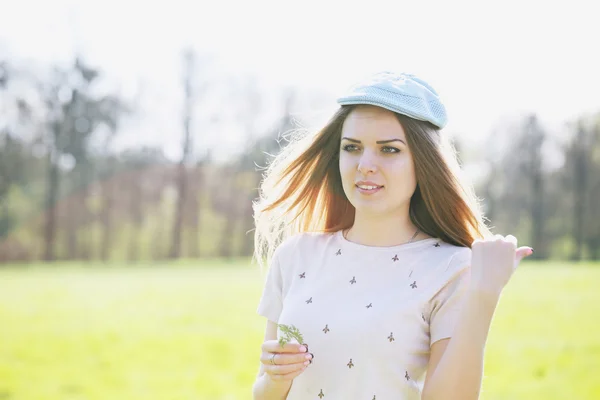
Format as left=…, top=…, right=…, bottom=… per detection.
left=260, top=340, right=314, bottom=382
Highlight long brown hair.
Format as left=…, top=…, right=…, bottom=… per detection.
left=252, top=105, right=490, bottom=269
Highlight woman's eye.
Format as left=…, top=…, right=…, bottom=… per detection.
left=341, top=145, right=401, bottom=153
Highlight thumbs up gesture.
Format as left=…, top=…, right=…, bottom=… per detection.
left=470, top=235, right=534, bottom=298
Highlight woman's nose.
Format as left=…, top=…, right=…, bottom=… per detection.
left=357, top=152, right=378, bottom=175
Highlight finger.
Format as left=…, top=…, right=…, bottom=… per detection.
left=505, top=235, right=517, bottom=252
left=515, top=246, right=533, bottom=263
left=262, top=341, right=307, bottom=354
left=267, top=364, right=309, bottom=382
left=261, top=351, right=313, bottom=366
left=505, top=235, right=517, bottom=247
left=264, top=360, right=310, bottom=376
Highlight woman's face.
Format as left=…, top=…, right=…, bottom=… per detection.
left=339, top=106, right=417, bottom=217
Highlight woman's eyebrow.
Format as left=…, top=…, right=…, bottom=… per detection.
left=341, top=137, right=406, bottom=145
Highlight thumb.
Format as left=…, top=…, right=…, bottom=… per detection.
left=515, top=246, right=534, bottom=263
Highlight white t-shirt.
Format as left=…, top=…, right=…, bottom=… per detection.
left=257, top=230, right=472, bottom=400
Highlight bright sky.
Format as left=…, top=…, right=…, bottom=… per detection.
left=1, top=0, right=599, bottom=162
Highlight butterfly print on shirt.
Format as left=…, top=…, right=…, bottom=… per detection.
left=405, top=371, right=411, bottom=380
left=366, top=303, right=373, bottom=308
left=323, top=324, right=330, bottom=333
left=336, top=249, right=342, bottom=255
left=306, top=297, right=313, bottom=304
left=299, top=272, right=305, bottom=278
left=318, top=389, right=325, bottom=398
left=388, top=332, right=395, bottom=342
left=347, top=358, right=354, bottom=368
left=392, top=254, right=399, bottom=262
left=350, top=276, right=356, bottom=284
left=434, top=242, right=441, bottom=247
left=410, top=281, right=417, bottom=289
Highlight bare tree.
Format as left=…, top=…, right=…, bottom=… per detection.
left=35, top=57, right=127, bottom=261
left=169, top=49, right=195, bottom=259
left=241, top=90, right=297, bottom=256
left=569, top=123, right=588, bottom=260
left=524, top=115, right=546, bottom=259
left=584, top=117, right=600, bottom=259
left=562, top=116, right=600, bottom=260
left=478, top=115, right=547, bottom=257
left=127, top=170, right=143, bottom=261
left=185, top=163, right=202, bottom=258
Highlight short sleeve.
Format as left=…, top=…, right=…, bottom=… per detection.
left=256, top=248, right=284, bottom=323
left=429, top=248, right=472, bottom=346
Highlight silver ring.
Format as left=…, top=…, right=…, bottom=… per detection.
left=270, top=353, right=277, bottom=365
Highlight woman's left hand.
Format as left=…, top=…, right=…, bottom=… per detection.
left=470, top=235, right=533, bottom=297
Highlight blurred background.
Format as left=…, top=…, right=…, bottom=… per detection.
left=0, top=0, right=599, bottom=399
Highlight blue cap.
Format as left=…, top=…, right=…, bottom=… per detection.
left=336, top=71, right=448, bottom=129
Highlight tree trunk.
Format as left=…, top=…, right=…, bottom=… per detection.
left=170, top=163, right=187, bottom=259
left=169, top=50, right=194, bottom=259
left=65, top=199, right=78, bottom=260
left=66, top=170, right=80, bottom=260
left=218, top=167, right=237, bottom=259
left=153, top=189, right=168, bottom=260
left=78, top=166, right=94, bottom=261
left=241, top=172, right=260, bottom=257
left=241, top=191, right=256, bottom=257
left=530, top=154, right=544, bottom=259
left=587, top=238, right=600, bottom=260
left=127, top=172, right=142, bottom=262
left=100, top=179, right=113, bottom=262
left=43, top=150, right=59, bottom=262
left=572, top=129, right=587, bottom=261
left=186, top=166, right=201, bottom=258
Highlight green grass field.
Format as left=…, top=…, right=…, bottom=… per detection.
left=0, top=260, right=599, bottom=400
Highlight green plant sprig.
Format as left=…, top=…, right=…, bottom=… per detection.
left=277, top=324, right=304, bottom=347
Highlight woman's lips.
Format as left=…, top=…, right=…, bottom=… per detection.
left=356, top=185, right=383, bottom=195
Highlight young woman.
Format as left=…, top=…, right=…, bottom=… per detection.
left=251, top=71, right=533, bottom=400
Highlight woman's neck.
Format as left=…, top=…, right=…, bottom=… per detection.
left=344, top=215, right=429, bottom=247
